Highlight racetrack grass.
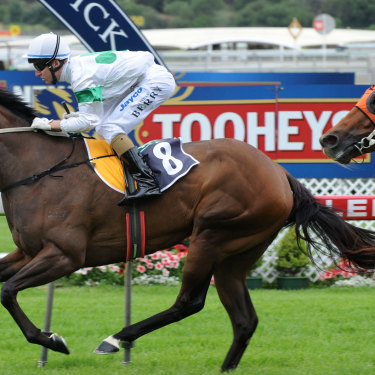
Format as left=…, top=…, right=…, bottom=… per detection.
left=0, top=285, right=375, bottom=375
left=1, top=216, right=375, bottom=374
left=0, top=215, right=15, bottom=253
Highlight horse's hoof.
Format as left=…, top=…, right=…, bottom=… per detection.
left=50, top=333, right=70, bottom=355
left=94, top=336, right=120, bottom=355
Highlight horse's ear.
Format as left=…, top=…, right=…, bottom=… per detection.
left=366, top=91, right=375, bottom=115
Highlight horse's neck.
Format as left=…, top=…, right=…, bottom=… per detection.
left=0, top=133, right=75, bottom=193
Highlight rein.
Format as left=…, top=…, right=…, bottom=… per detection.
left=0, top=127, right=38, bottom=134
left=0, top=129, right=116, bottom=193
left=0, top=127, right=70, bottom=137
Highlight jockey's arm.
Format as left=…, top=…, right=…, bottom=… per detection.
left=59, top=111, right=97, bottom=133
left=50, top=120, right=62, bottom=131
left=31, top=108, right=99, bottom=133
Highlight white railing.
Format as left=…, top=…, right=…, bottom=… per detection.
left=255, top=177, right=375, bottom=283
left=160, top=49, right=375, bottom=84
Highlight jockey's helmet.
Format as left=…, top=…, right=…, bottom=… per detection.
left=25, top=33, right=70, bottom=71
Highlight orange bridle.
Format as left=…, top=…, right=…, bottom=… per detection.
left=353, top=85, right=375, bottom=153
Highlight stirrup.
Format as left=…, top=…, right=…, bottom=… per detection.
left=118, top=186, right=161, bottom=205
left=118, top=171, right=161, bottom=205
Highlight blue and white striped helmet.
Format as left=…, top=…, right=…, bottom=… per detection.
left=25, top=33, right=70, bottom=62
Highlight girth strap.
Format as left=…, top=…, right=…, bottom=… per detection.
left=126, top=204, right=146, bottom=261
left=124, top=168, right=146, bottom=261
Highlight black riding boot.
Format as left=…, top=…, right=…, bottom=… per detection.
left=118, top=147, right=161, bottom=205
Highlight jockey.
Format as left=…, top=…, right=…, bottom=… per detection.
left=26, top=33, right=176, bottom=204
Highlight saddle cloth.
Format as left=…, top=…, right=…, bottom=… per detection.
left=84, top=137, right=199, bottom=193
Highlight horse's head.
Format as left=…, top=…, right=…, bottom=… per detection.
left=0, top=88, right=37, bottom=128
left=320, top=85, right=375, bottom=164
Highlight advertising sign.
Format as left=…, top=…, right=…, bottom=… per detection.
left=317, top=196, right=375, bottom=220
left=0, top=71, right=371, bottom=178
left=134, top=83, right=371, bottom=178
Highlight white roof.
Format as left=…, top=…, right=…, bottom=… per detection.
left=142, top=27, right=375, bottom=50
left=2, top=27, right=375, bottom=53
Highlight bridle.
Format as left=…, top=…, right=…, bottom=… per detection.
left=0, top=128, right=116, bottom=193
left=352, top=104, right=375, bottom=159
left=352, top=86, right=375, bottom=159
left=354, top=128, right=375, bottom=155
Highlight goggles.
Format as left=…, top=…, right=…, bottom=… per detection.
left=33, top=60, right=49, bottom=71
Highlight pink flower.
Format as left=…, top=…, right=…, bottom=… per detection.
left=170, top=261, right=179, bottom=269
left=155, top=262, right=163, bottom=270
left=173, top=244, right=188, bottom=252
left=163, top=268, right=170, bottom=277
left=75, top=267, right=92, bottom=275
left=108, top=265, right=120, bottom=272
left=137, top=265, right=146, bottom=273
left=162, top=258, right=171, bottom=266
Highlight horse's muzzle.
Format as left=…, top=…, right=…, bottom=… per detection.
left=320, top=133, right=340, bottom=149
left=319, top=133, right=355, bottom=164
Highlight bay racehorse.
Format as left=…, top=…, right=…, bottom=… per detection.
left=1, top=88, right=375, bottom=371
left=320, top=85, right=375, bottom=164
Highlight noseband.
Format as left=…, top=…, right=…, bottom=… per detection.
left=354, top=127, right=375, bottom=155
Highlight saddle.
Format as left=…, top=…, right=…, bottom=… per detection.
left=83, top=137, right=199, bottom=194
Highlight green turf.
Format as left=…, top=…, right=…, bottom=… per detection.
left=0, top=215, right=15, bottom=253
left=1, top=216, right=375, bottom=374
left=0, top=285, right=375, bottom=375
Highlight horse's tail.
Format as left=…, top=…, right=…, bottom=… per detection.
left=286, top=173, right=375, bottom=270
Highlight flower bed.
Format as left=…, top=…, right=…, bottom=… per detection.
left=319, top=260, right=375, bottom=287
left=64, top=243, right=188, bottom=286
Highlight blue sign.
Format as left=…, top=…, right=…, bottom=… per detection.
left=176, top=72, right=355, bottom=85
left=38, top=0, right=167, bottom=67
left=0, top=71, right=371, bottom=179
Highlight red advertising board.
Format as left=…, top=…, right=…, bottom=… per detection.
left=316, top=196, right=375, bottom=220
left=135, top=99, right=369, bottom=163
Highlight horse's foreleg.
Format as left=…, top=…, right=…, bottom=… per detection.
left=95, top=242, right=214, bottom=354
left=0, top=248, right=31, bottom=282
left=1, top=243, right=80, bottom=354
left=214, top=260, right=259, bottom=372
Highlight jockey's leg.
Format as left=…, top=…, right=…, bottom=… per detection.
left=100, top=67, right=175, bottom=203
left=111, top=134, right=160, bottom=203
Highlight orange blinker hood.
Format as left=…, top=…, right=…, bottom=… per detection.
left=355, top=85, right=375, bottom=124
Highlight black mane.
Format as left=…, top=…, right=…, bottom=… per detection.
left=0, top=88, right=38, bottom=124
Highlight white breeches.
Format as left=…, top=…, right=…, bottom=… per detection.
left=96, top=65, right=176, bottom=143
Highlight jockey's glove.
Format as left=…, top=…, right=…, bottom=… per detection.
left=63, top=112, right=80, bottom=120
left=31, top=117, right=52, bottom=131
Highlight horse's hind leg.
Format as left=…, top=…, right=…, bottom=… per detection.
left=214, top=253, right=262, bottom=372
left=95, top=238, right=214, bottom=354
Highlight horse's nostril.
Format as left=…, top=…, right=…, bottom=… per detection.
left=320, top=134, right=339, bottom=148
